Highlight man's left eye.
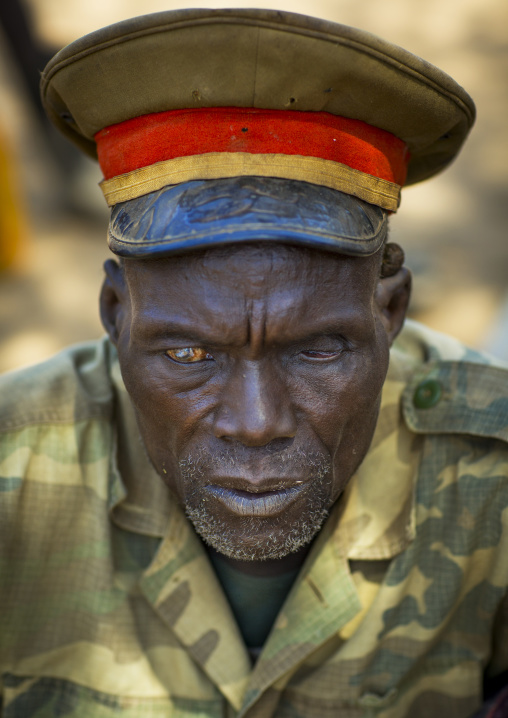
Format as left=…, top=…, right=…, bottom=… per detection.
left=166, top=347, right=214, bottom=363
left=300, top=350, right=341, bottom=359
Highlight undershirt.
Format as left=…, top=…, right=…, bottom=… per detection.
left=209, top=551, right=300, bottom=652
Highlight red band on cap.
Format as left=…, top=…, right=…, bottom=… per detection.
left=95, top=107, right=409, bottom=186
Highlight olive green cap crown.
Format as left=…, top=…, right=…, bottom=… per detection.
left=41, top=7, right=475, bottom=187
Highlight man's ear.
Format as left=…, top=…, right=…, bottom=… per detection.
left=375, top=266, right=412, bottom=345
left=99, top=259, right=128, bottom=346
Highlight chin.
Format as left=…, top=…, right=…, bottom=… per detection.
left=185, top=503, right=330, bottom=561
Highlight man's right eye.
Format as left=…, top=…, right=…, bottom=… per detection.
left=166, top=347, right=214, bottom=363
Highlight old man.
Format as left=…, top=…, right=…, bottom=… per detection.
left=1, top=9, right=507, bottom=718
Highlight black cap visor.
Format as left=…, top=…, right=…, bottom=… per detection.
left=108, top=177, right=387, bottom=259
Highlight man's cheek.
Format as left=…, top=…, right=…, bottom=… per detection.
left=130, top=394, right=204, bottom=477
left=306, top=388, right=367, bottom=450
left=123, top=366, right=177, bottom=425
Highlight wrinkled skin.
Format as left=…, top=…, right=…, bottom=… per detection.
left=101, top=243, right=410, bottom=576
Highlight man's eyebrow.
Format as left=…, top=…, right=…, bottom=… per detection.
left=136, top=318, right=236, bottom=345
left=272, top=311, right=371, bottom=343
left=138, top=314, right=368, bottom=345
left=273, top=325, right=360, bottom=346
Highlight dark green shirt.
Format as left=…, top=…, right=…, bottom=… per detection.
left=209, top=552, right=299, bottom=651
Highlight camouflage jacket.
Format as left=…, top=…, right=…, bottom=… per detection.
left=1, top=320, right=507, bottom=718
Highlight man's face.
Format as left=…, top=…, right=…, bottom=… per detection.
left=105, top=243, right=404, bottom=561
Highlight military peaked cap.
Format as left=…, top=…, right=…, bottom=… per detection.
left=41, top=9, right=475, bottom=258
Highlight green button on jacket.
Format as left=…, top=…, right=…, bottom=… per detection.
left=413, top=378, right=443, bottom=408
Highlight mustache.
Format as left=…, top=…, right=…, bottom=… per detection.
left=180, top=446, right=333, bottom=560
left=178, top=446, right=332, bottom=486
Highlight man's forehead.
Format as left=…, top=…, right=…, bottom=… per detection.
left=125, top=253, right=375, bottom=349
left=123, top=240, right=379, bottom=307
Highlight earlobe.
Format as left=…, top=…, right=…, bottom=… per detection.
left=375, top=266, right=412, bottom=344
left=99, top=259, right=127, bottom=346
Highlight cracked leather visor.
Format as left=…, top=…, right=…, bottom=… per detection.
left=108, top=176, right=388, bottom=259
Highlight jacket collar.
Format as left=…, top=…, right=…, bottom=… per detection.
left=334, top=344, right=422, bottom=561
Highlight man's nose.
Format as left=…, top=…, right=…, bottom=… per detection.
left=212, top=359, right=297, bottom=446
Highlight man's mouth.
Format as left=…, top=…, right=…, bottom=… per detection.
left=205, top=484, right=306, bottom=517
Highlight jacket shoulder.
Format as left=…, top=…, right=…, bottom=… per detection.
left=395, top=321, right=508, bottom=443
left=0, top=337, right=116, bottom=433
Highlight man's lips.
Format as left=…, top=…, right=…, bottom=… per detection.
left=205, top=483, right=306, bottom=517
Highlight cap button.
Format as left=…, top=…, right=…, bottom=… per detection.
left=413, top=379, right=442, bottom=409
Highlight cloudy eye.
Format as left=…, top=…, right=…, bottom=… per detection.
left=166, top=347, right=214, bottom=363
left=301, top=350, right=340, bottom=359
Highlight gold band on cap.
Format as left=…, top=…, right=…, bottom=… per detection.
left=99, top=152, right=401, bottom=211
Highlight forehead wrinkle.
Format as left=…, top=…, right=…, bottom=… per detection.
left=245, top=297, right=269, bottom=354
left=198, top=243, right=314, bottom=288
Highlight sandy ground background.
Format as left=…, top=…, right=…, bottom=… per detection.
left=0, top=0, right=507, bottom=373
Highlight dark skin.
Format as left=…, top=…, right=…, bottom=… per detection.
left=100, top=242, right=411, bottom=577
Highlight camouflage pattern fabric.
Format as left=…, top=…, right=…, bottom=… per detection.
left=0, top=319, right=507, bottom=717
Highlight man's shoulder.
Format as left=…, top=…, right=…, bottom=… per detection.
left=394, top=320, right=508, bottom=445
left=0, top=337, right=116, bottom=434
left=394, top=318, right=508, bottom=369
left=0, top=338, right=119, bottom=530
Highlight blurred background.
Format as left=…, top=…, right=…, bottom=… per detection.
left=0, top=0, right=507, bottom=372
